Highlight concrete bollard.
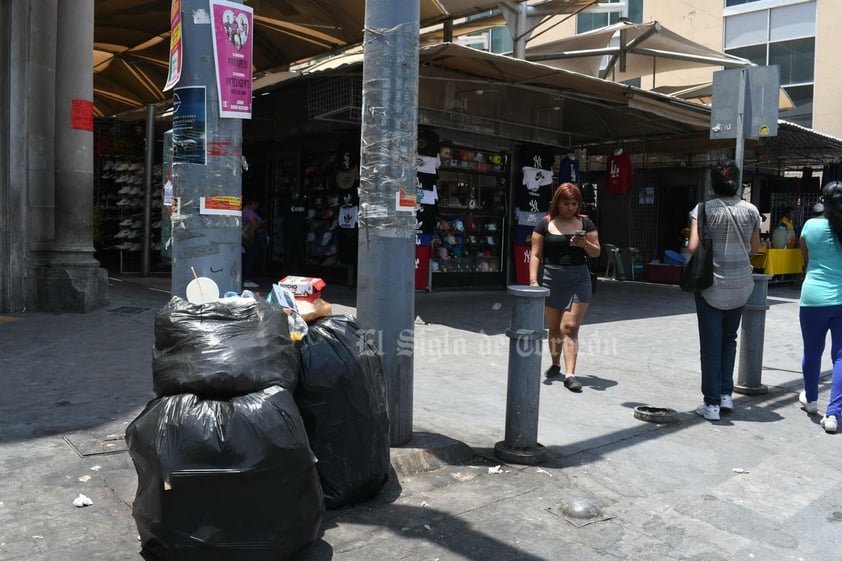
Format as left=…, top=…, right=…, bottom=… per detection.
left=735, top=274, right=771, bottom=395
left=494, top=285, right=549, bottom=465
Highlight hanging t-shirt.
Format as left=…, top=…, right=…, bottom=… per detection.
left=559, top=156, right=580, bottom=184
left=606, top=152, right=633, bottom=195
left=416, top=154, right=441, bottom=175
left=520, top=144, right=555, bottom=172
left=521, top=166, right=553, bottom=190
left=515, top=183, right=553, bottom=214
left=338, top=205, right=359, bottom=229
left=417, top=173, right=438, bottom=205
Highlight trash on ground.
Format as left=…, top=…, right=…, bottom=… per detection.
left=488, top=465, right=504, bottom=474
left=536, top=468, right=552, bottom=476
left=732, top=467, right=749, bottom=474
left=78, top=475, right=91, bottom=482
left=491, top=303, right=502, bottom=311
left=73, top=494, right=93, bottom=507
left=90, top=465, right=102, bottom=471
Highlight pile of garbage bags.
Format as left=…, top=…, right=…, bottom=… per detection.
left=126, top=295, right=390, bottom=561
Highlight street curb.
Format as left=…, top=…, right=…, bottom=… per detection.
left=389, top=432, right=476, bottom=477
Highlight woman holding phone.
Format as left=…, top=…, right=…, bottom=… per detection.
left=530, top=183, right=601, bottom=391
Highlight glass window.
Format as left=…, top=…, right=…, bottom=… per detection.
left=726, top=0, right=762, bottom=6
left=725, top=44, right=767, bottom=66
left=724, top=11, right=767, bottom=49
left=769, top=2, right=815, bottom=42
left=779, top=84, right=813, bottom=128
left=769, top=37, right=814, bottom=85
left=490, top=27, right=513, bottom=54
left=576, top=0, right=642, bottom=34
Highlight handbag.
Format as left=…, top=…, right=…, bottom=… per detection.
left=680, top=201, right=713, bottom=292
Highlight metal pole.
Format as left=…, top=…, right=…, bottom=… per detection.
left=357, top=0, right=420, bottom=445
left=494, top=285, right=549, bottom=465
left=142, top=104, right=155, bottom=276
left=171, top=0, right=244, bottom=298
left=735, top=69, right=746, bottom=196
left=734, top=274, right=770, bottom=395
left=514, top=1, right=529, bottom=59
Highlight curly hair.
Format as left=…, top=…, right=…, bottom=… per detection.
left=547, top=182, right=582, bottom=220
left=821, top=181, right=842, bottom=245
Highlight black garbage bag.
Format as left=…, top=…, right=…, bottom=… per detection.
left=152, top=296, right=298, bottom=397
left=297, top=315, right=390, bottom=509
left=126, top=387, right=324, bottom=561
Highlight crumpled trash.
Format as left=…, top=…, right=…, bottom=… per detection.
left=732, top=467, right=749, bottom=474
left=491, top=303, right=502, bottom=311
left=73, top=494, right=93, bottom=508
left=488, top=465, right=504, bottom=474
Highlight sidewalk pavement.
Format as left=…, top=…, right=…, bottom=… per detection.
left=0, top=275, right=839, bottom=561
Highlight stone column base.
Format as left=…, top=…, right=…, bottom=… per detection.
left=34, top=266, right=109, bottom=312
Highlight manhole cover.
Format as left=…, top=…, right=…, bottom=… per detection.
left=63, top=432, right=128, bottom=457
left=633, top=405, right=679, bottom=423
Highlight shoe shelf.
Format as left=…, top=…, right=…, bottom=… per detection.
left=94, top=155, right=165, bottom=272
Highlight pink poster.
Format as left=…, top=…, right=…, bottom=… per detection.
left=210, top=0, right=253, bottom=119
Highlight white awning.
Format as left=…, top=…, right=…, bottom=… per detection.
left=525, top=20, right=754, bottom=81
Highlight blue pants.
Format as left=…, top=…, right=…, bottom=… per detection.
left=799, top=304, right=842, bottom=418
left=695, top=293, right=745, bottom=406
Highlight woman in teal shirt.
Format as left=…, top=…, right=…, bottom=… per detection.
left=799, top=181, right=842, bottom=433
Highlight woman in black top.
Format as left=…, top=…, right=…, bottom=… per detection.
left=529, top=183, right=601, bottom=391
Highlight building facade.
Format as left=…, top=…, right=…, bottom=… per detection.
left=526, top=0, right=838, bottom=137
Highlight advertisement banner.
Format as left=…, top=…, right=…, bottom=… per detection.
left=209, top=0, right=253, bottom=119
left=163, top=0, right=183, bottom=91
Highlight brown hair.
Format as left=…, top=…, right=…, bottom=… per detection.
left=548, top=183, right=582, bottom=219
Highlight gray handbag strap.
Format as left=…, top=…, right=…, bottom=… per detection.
left=715, top=199, right=750, bottom=260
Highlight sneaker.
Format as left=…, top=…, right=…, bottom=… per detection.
left=243, top=281, right=259, bottom=288
left=799, top=391, right=818, bottom=414
left=695, top=403, right=720, bottom=421
left=544, top=364, right=561, bottom=379
left=563, top=375, right=583, bottom=392
left=820, top=415, right=837, bottom=434
left=720, top=395, right=734, bottom=412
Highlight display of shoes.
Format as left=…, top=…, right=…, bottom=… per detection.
left=695, top=403, right=720, bottom=421
left=799, top=390, right=818, bottom=414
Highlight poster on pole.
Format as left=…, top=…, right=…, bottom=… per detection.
left=163, top=0, right=183, bottom=91
left=172, top=86, right=207, bottom=165
left=209, top=0, right=253, bottom=119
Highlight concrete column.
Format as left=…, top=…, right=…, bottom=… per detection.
left=35, top=0, right=107, bottom=312
left=171, top=0, right=243, bottom=298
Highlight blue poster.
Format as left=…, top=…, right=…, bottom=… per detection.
left=172, top=86, right=207, bottom=164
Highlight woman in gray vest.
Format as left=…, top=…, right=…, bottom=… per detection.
left=687, top=161, right=761, bottom=421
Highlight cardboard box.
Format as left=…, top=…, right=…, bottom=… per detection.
left=278, top=276, right=326, bottom=301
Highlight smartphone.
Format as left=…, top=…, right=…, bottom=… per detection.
left=574, top=230, right=587, bottom=238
